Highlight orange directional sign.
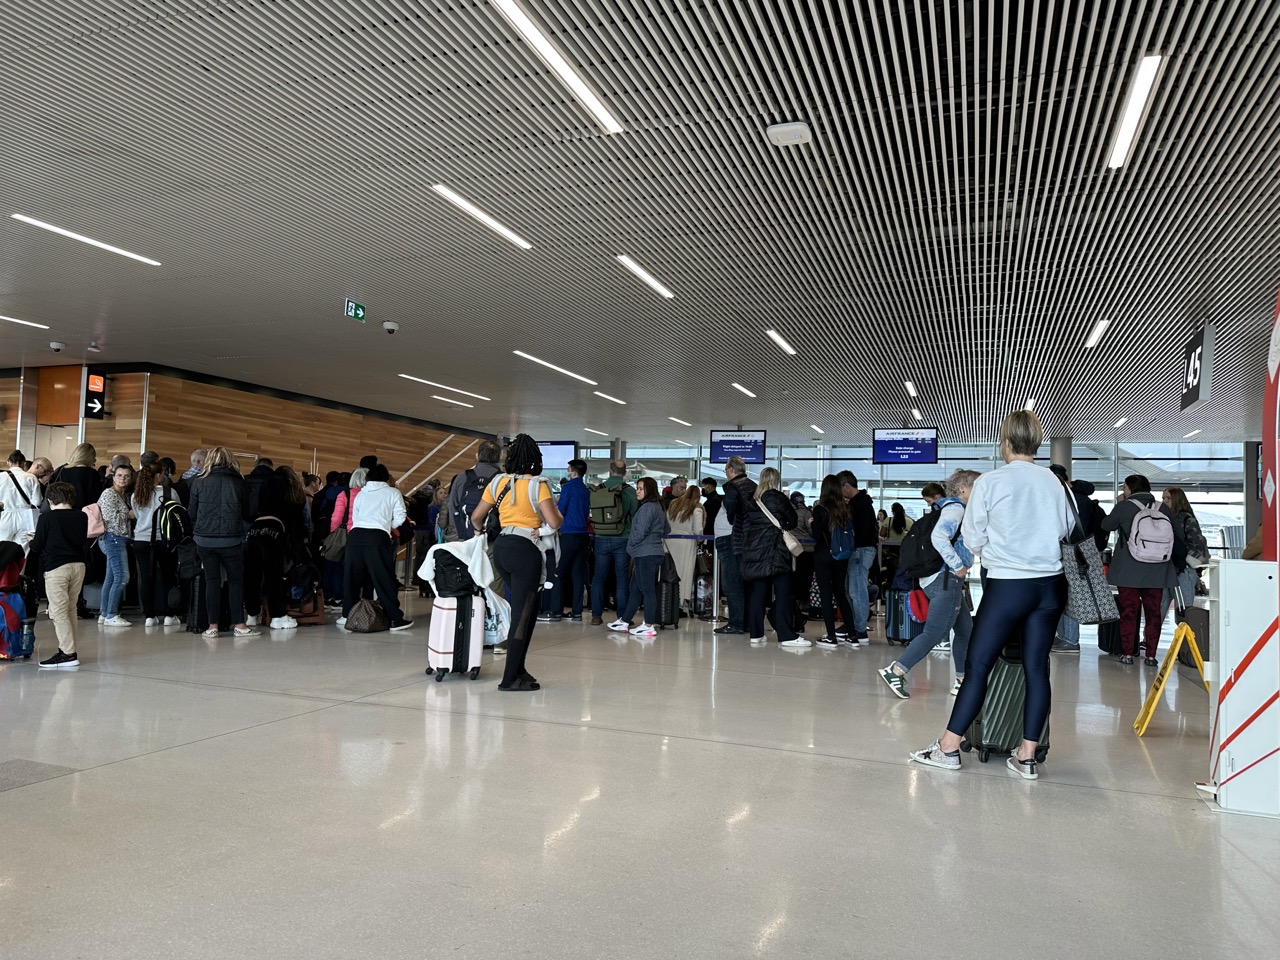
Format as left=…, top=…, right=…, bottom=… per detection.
left=84, top=370, right=106, bottom=419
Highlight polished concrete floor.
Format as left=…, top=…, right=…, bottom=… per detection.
left=2, top=595, right=1277, bottom=960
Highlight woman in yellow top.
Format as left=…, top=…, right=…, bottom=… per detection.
left=471, top=434, right=563, bottom=691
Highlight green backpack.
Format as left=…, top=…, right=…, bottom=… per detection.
left=589, top=483, right=629, bottom=536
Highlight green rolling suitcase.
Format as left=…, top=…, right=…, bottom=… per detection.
left=959, top=653, right=1050, bottom=763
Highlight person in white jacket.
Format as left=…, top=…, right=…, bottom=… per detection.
left=0, top=451, right=45, bottom=549
left=339, top=464, right=412, bottom=631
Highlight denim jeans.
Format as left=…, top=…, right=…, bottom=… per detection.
left=100, top=532, right=131, bottom=618
left=1057, top=613, right=1080, bottom=644
left=591, top=536, right=630, bottom=619
left=715, top=535, right=744, bottom=630
left=844, top=546, right=876, bottom=634
left=895, top=571, right=972, bottom=674
left=620, top=554, right=662, bottom=624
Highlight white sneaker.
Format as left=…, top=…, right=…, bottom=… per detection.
left=164, top=616, right=181, bottom=626
left=270, top=616, right=298, bottom=630
left=144, top=617, right=159, bottom=627
left=245, top=615, right=260, bottom=627
left=607, top=619, right=631, bottom=632
left=909, top=739, right=961, bottom=771
left=98, top=615, right=106, bottom=624
left=779, top=637, right=812, bottom=648
left=936, top=640, right=952, bottom=652
left=103, top=615, right=131, bottom=627
left=336, top=617, right=347, bottom=628
left=749, top=636, right=767, bottom=644
left=629, top=623, right=656, bottom=636
left=950, top=678, right=963, bottom=696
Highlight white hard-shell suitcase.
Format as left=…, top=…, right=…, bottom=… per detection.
left=426, top=596, right=484, bottom=681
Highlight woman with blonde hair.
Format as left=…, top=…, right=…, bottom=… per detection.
left=188, top=445, right=257, bottom=639
left=665, top=484, right=704, bottom=611
left=739, top=467, right=804, bottom=647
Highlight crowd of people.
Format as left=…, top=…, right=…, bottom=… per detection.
left=0, top=414, right=1221, bottom=757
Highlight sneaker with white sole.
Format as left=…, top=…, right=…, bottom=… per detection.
left=950, top=678, right=963, bottom=696
left=39, top=650, right=80, bottom=668
left=607, top=619, right=631, bottom=632
left=144, top=617, right=159, bottom=627
left=749, top=636, right=767, bottom=644
left=910, top=739, right=961, bottom=770
left=103, top=615, right=131, bottom=627
left=336, top=617, right=347, bottom=628
left=245, top=615, right=260, bottom=627
left=878, top=665, right=910, bottom=699
left=269, top=616, right=298, bottom=630
left=629, top=623, right=656, bottom=636
left=98, top=615, right=106, bottom=624
left=164, top=616, right=182, bottom=626
left=814, top=635, right=839, bottom=649
left=935, top=639, right=951, bottom=652
left=779, top=637, right=812, bottom=648
left=1007, top=755, right=1039, bottom=780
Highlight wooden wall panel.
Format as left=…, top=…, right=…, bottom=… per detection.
left=82, top=372, right=146, bottom=461
left=0, top=376, right=19, bottom=450
left=35, top=366, right=81, bottom=425
left=143, top=376, right=480, bottom=487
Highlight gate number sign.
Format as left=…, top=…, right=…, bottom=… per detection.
left=1180, top=323, right=1215, bottom=412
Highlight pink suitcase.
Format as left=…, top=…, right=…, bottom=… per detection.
left=426, top=596, right=484, bottom=681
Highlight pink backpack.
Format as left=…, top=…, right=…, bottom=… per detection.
left=1128, top=499, right=1174, bottom=563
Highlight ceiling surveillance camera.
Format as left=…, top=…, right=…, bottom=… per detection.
left=383, top=321, right=399, bottom=335
left=49, top=341, right=65, bottom=353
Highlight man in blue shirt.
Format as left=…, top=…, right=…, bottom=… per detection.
left=542, top=458, right=591, bottom=622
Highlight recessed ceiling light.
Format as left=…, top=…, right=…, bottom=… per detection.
left=1107, top=55, right=1164, bottom=169
left=583, top=427, right=609, bottom=436
left=398, top=373, right=491, bottom=401
left=1025, top=397, right=1036, bottom=411
left=491, top=0, right=624, bottom=135
left=594, top=391, right=626, bottom=405
left=765, top=329, right=797, bottom=355
left=911, top=408, right=923, bottom=421
left=86, top=341, right=102, bottom=354
left=673, top=439, right=694, bottom=447
left=1113, top=417, right=1128, bottom=429
left=513, top=350, right=598, bottom=385
left=904, top=381, right=918, bottom=397
left=810, top=425, right=824, bottom=434
left=1, top=314, right=50, bottom=329
left=669, top=417, right=692, bottom=426
left=731, top=382, right=756, bottom=398
left=11, top=213, right=161, bottom=266
left=1084, top=319, right=1111, bottom=349
left=615, top=255, right=674, bottom=299
left=432, top=394, right=474, bottom=408
left=430, top=185, right=532, bottom=249
left=1183, top=429, right=1202, bottom=438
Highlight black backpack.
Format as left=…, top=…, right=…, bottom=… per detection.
left=898, top=499, right=962, bottom=579
left=453, top=469, right=500, bottom=543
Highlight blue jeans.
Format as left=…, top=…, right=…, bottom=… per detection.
left=947, top=575, right=1067, bottom=743
left=1057, top=613, right=1080, bottom=644
left=844, top=547, right=876, bottom=634
left=100, top=532, right=130, bottom=618
left=591, top=536, right=631, bottom=619
left=715, top=535, right=744, bottom=630
left=895, top=571, right=972, bottom=675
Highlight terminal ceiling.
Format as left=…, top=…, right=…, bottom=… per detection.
left=1, top=0, right=1278, bottom=447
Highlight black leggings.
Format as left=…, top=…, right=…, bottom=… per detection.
left=132, top=542, right=174, bottom=619
left=343, top=528, right=403, bottom=622
left=813, top=549, right=853, bottom=638
left=492, top=534, right=542, bottom=686
left=947, top=575, right=1066, bottom=742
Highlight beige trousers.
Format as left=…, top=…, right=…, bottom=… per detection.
left=45, top=562, right=86, bottom=655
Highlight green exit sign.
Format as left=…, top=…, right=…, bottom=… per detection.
left=345, top=298, right=366, bottom=322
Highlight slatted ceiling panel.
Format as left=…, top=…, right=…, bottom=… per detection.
left=0, top=3, right=1278, bottom=446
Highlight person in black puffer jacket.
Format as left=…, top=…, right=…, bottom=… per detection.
left=188, top=446, right=256, bottom=638
left=739, top=467, right=803, bottom=648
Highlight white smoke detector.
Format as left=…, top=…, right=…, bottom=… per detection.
left=766, top=121, right=812, bottom=146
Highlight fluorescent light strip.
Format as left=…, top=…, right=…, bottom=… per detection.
left=432, top=394, right=474, bottom=408
left=1, top=314, right=50, bottom=330
left=1183, top=429, right=1202, bottom=438
left=904, top=381, right=918, bottom=398
left=810, top=425, right=825, bottom=434
left=398, top=373, right=491, bottom=401
left=594, top=391, right=626, bottom=405
left=583, top=428, right=609, bottom=436
left=673, top=440, right=694, bottom=447
left=491, top=0, right=624, bottom=135
left=1113, top=417, right=1128, bottom=429
left=615, top=255, right=675, bottom=299
left=669, top=417, right=692, bottom=426
left=430, top=185, right=532, bottom=249
left=513, top=350, right=598, bottom=385
left=731, top=382, right=756, bottom=398
left=1025, top=398, right=1036, bottom=411
left=911, top=409, right=923, bottom=421
left=1084, top=319, right=1111, bottom=349
left=1107, top=55, right=1163, bottom=168
left=766, top=329, right=797, bottom=355
left=11, top=213, right=161, bottom=266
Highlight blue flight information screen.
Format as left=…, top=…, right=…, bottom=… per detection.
left=873, top=428, right=938, bottom=464
left=709, top=430, right=767, bottom=464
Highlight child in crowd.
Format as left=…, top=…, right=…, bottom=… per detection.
left=32, top=481, right=89, bottom=668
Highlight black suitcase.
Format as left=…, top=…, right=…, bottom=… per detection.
left=186, top=576, right=233, bottom=633
left=885, top=588, right=924, bottom=645
left=960, top=653, right=1050, bottom=763
left=1178, top=604, right=1210, bottom=668
left=655, top=579, right=680, bottom=628
left=1097, top=618, right=1122, bottom=654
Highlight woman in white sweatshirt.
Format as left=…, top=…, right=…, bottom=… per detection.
left=910, top=410, right=1074, bottom=781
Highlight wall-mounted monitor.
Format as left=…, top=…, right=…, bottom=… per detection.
left=536, top=440, right=578, bottom=476
left=709, top=430, right=767, bottom=464
left=873, top=428, right=938, bottom=465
